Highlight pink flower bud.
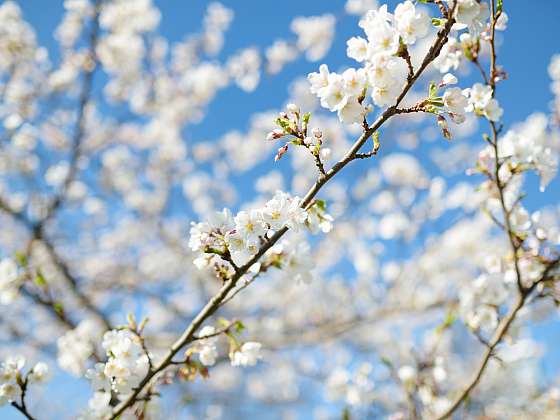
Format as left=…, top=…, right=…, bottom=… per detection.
left=312, top=127, right=322, bottom=138
left=266, top=129, right=285, bottom=141
left=437, top=115, right=452, bottom=140
left=274, top=144, right=289, bottom=161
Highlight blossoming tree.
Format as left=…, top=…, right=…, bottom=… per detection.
left=0, top=0, right=559, bottom=418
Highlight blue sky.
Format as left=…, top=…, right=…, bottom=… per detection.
left=19, top=0, right=559, bottom=139
left=6, top=0, right=560, bottom=418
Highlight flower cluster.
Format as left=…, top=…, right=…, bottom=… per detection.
left=308, top=2, right=431, bottom=124
left=0, top=356, right=49, bottom=407
left=397, top=359, right=450, bottom=417
left=202, top=1, right=234, bottom=56
left=79, top=391, right=111, bottom=420
left=227, top=47, right=261, bottom=92
left=230, top=342, right=262, bottom=367
left=196, top=325, right=220, bottom=367
left=0, top=258, right=20, bottom=304
left=55, top=0, right=93, bottom=50
left=459, top=270, right=509, bottom=332
left=442, top=84, right=468, bottom=123
left=85, top=329, right=150, bottom=397
left=326, top=364, right=375, bottom=407
left=450, top=0, right=490, bottom=36
left=97, top=0, right=160, bottom=78
left=265, top=40, right=298, bottom=75
left=478, top=114, right=559, bottom=191
left=291, top=14, right=336, bottom=62
left=345, top=0, right=379, bottom=16
left=464, top=83, right=503, bottom=122
left=192, top=324, right=262, bottom=370
left=268, top=240, right=315, bottom=284
left=57, top=319, right=105, bottom=376
left=189, top=190, right=331, bottom=268
left=549, top=54, right=560, bottom=123
left=0, top=1, right=37, bottom=71
left=434, top=2, right=508, bottom=74
left=266, top=103, right=335, bottom=165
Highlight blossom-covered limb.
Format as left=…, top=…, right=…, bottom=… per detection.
left=109, top=5, right=459, bottom=417
left=436, top=2, right=556, bottom=417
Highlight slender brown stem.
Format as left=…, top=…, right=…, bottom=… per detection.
left=11, top=376, right=36, bottom=420
left=435, top=294, right=525, bottom=419
left=435, top=2, right=545, bottom=418
left=11, top=402, right=35, bottom=420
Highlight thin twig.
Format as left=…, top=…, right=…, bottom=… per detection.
left=436, top=2, right=550, bottom=417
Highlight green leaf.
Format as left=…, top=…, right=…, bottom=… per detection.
left=217, top=318, right=230, bottom=328
left=34, top=271, right=47, bottom=287
left=204, top=246, right=225, bottom=256
left=53, top=302, right=64, bottom=316
left=429, top=81, right=438, bottom=98
left=275, top=118, right=290, bottom=130
left=380, top=356, right=393, bottom=368
left=271, top=259, right=282, bottom=269
left=427, top=98, right=444, bottom=107
left=315, top=199, right=327, bottom=212
left=431, top=17, right=444, bottom=27
left=15, top=252, right=27, bottom=268
left=463, top=47, right=474, bottom=62
left=302, top=112, right=311, bottom=125
left=497, top=0, right=503, bottom=14
left=233, top=320, right=245, bottom=333
left=312, top=141, right=321, bottom=155
left=436, top=311, right=456, bottom=333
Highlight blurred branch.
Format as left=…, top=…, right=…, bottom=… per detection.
left=0, top=0, right=112, bottom=333
left=41, top=0, right=102, bottom=222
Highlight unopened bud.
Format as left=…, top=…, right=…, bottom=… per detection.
left=320, top=147, right=331, bottom=160
left=304, top=136, right=313, bottom=146
left=312, top=127, right=322, bottom=138
left=278, top=112, right=288, bottom=119
left=275, top=144, right=289, bottom=161
left=449, top=112, right=465, bottom=124
left=286, top=103, right=300, bottom=114
left=437, top=115, right=452, bottom=140
left=127, top=312, right=137, bottom=330
left=439, top=73, right=458, bottom=87
left=266, top=128, right=285, bottom=141
left=493, top=66, right=509, bottom=83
